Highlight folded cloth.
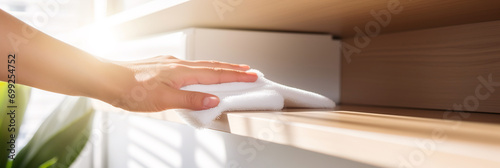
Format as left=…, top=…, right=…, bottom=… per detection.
left=177, top=69, right=335, bottom=128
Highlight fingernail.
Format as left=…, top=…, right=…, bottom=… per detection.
left=239, top=64, right=250, bottom=69
left=245, top=72, right=258, bottom=81
left=203, top=96, right=219, bottom=108
left=246, top=72, right=258, bottom=77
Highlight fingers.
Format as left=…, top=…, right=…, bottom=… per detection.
left=150, top=56, right=250, bottom=71
left=182, top=60, right=250, bottom=71
left=171, top=66, right=258, bottom=87
left=163, top=88, right=220, bottom=110
left=153, top=55, right=250, bottom=71
left=151, top=57, right=256, bottom=110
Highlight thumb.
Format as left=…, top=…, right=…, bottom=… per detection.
left=166, top=89, right=220, bottom=110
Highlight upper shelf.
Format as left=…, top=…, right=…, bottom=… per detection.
left=99, top=103, right=500, bottom=168
left=99, top=0, right=500, bottom=39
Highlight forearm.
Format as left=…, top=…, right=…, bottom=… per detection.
left=1, top=9, right=260, bottom=112
left=0, top=9, right=136, bottom=102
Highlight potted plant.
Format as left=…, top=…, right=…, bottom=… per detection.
left=1, top=82, right=95, bottom=168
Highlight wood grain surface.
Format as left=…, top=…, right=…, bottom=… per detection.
left=96, top=102, right=500, bottom=168
left=106, top=0, right=500, bottom=39
left=341, top=20, right=500, bottom=113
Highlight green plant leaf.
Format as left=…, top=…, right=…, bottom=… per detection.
left=0, top=82, right=31, bottom=168
left=38, top=157, right=57, bottom=168
left=11, top=96, right=95, bottom=168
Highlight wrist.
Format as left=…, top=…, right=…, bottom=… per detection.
left=91, top=61, right=139, bottom=108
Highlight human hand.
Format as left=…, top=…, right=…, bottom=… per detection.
left=0, top=9, right=256, bottom=112
left=106, top=56, right=257, bottom=112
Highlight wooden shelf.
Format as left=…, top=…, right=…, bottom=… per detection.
left=97, top=0, right=500, bottom=39
left=97, top=103, right=500, bottom=168
left=341, top=20, right=500, bottom=114
left=85, top=1, right=500, bottom=166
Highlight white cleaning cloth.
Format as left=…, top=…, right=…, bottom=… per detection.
left=177, top=69, right=335, bottom=128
